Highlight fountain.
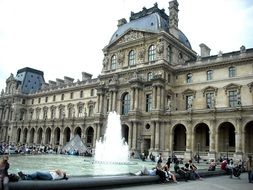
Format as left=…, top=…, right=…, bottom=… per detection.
left=94, top=111, right=129, bottom=164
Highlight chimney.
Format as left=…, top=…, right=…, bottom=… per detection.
left=64, top=76, right=74, bottom=84
left=199, top=43, right=211, bottom=57
left=117, top=18, right=127, bottom=27
left=82, top=72, right=92, bottom=81
left=168, top=0, right=179, bottom=38
left=169, top=0, right=179, bottom=28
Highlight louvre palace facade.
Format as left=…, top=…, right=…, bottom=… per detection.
left=0, top=0, right=253, bottom=160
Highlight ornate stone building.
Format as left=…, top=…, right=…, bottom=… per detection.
left=0, top=0, right=253, bottom=160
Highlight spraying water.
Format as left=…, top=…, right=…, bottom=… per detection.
left=94, top=111, right=129, bottom=163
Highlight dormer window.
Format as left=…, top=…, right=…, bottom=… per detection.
left=111, top=55, right=116, bottom=70
left=147, top=72, right=153, bottom=81
left=186, top=73, right=192, bottom=83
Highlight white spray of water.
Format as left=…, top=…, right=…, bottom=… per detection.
left=94, top=111, right=129, bottom=163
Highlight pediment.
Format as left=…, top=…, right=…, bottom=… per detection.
left=223, top=83, right=241, bottom=94
left=202, top=86, right=218, bottom=96
left=108, top=29, right=155, bottom=48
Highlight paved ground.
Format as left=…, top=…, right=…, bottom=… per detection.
left=108, top=173, right=252, bottom=190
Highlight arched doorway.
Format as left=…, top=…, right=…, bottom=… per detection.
left=218, top=122, right=235, bottom=158
left=194, top=123, right=210, bottom=153
left=45, top=128, right=51, bottom=145
left=54, top=127, right=60, bottom=145
left=37, top=128, right=43, bottom=144
left=23, top=128, right=28, bottom=143
left=244, top=121, right=253, bottom=154
left=63, top=127, right=71, bottom=144
left=74, top=126, right=82, bottom=138
left=16, top=128, right=21, bottom=143
left=29, top=128, right=35, bottom=143
left=173, top=124, right=186, bottom=151
left=86, top=127, right=94, bottom=146
left=122, top=124, right=129, bottom=143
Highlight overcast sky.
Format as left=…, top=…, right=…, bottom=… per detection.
left=0, top=0, right=252, bottom=90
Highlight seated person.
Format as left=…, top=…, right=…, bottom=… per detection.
left=18, top=169, right=68, bottom=180
left=163, top=161, right=178, bottom=183
left=188, top=160, right=202, bottom=180
left=208, top=159, right=216, bottom=171
left=174, top=160, right=190, bottom=182
left=134, top=166, right=156, bottom=176
left=155, top=159, right=166, bottom=183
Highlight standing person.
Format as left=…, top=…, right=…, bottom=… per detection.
left=246, top=155, right=253, bottom=183
left=18, top=169, right=68, bottom=180
left=0, top=155, right=10, bottom=190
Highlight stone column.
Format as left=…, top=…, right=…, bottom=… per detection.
left=157, top=86, right=161, bottom=110
left=132, top=122, right=137, bottom=150
left=97, top=94, right=101, bottom=113
left=185, top=125, right=192, bottom=160
left=96, top=124, right=101, bottom=140
left=235, top=119, right=243, bottom=160
left=130, top=88, right=135, bottom=110
left=42, top=130, right=46, bottom=145
left=128, top=123, right=133, bottom=148
left=34, top=130, right=38, bottom=144
left=59, top=131, right=64, bottom=146
left=155, top=121, right=160, bottom=150
left=20, top=129, right=24, bottom=143
left=150, top=122, right=155, bottom=150
left=134, top=88, right=139, bottom=110
left=152, top=86, right=157, bottom=110
left=208, top=123, right=216, bottom=160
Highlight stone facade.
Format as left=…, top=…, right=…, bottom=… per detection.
left=0, top=1, right=253, bottom=161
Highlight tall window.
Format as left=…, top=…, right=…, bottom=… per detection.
left=88, top=105, right=94, bottom=117
left=121, top=93, right=130, bottom=115
left=61, top=94, right=64, bottom=100
left=147, top=72, right=153, bottom=81
left=38, top=98, right=41, bottom=104
left=70, top=92, right=73, bottom=99
left=186, top=95, right=193, bottom=110
left=207, top=70, right=213, bottom=81
left=45, top=97, right=48, bottom=103
left=186, top=73, right=192, bottom=83
left=80, top=90, right=83, bottom=98
left=167, top=46, right=172, bottom=63
left=43, top=109, right=47, bottom=119
left=229, top=66, right=236, bottom=78
left=90, top=89, right=94, bottom=96
left=53, top=95, right=56, bottom=101
left=228, top=90, right=237, bottom=107
left=128, top=50, right=136, bottom=66
left=206, top=92, right=214, bottom=108
left=148, top=45, right=156, bottom=61
left=146, top=94, right=152, bottom=112
left=111, top=55, right=116, bottom=70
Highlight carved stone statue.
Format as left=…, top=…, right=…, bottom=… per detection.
left=167, top=99, right=171, bottom=111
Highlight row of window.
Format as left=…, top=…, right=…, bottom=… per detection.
left=30, top=89, right=95, bottom=104
left=186, top=66, right=236, bottom=83
left=120, top=89, right=241, bottom=115
left=109, top=45, right=175, bottom=70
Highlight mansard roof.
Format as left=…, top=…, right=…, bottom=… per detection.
left=109, top=3, right=191, bottom=49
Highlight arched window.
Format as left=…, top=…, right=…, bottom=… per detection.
left=148, top=45, right=156, bottom=61
left=128, top=50, right=136, bottom=66
left=147, top=72, right=153, bottom=81
left=121, top=93, right=130, bottom=115
left=111, top=55, right=116, bottom=70
left=88, top=105, right=93, bottom=117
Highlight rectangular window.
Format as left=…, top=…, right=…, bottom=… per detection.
left=38, top=98, right=41, bottom=104
left=186, top=73, right=192, bottom=83
left=80, top=90, right=83, bottom=98
left=70, top=92, right=73, bottom=99
left=228, top=90, right=237, bottom=107
left=207, top=70, right=213, bottom=81
left=229, top=67, right=236, bottom=78
left=53, top=95, right=56, bottom=102
left=146, top=94, right=152, bottom=112
left=45, top=97, right=48, bottom=103
left=168, top=74, right=171, bottom=83
left=206, top=93, right=214, bottom=108
left=186, top=95, right=193, bottom=110
left=61, top=94, right=64, bottom=100
left=31, top=99, right=34, bottom=104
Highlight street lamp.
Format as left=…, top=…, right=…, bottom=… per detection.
left=197, top=142, right=200, bottom=163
